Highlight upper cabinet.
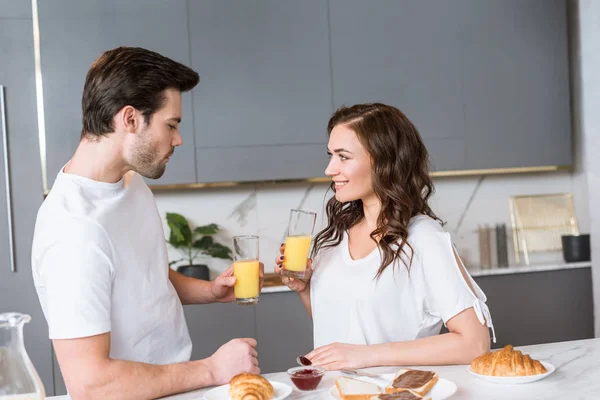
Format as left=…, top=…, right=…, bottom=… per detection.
left=34, top=0, right=571, bottom=188
left=188, top=0, right=333, bottom=183
left=460, top=0, right=572, bottom=169
left=38, top=0, right=196, bottom=188
left=0, top=0, right=31, bottom=18
left=328, top=0, right=469, bottom=171
left=329, top=0, right=571, bottom=172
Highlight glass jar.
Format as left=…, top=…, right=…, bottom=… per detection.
left=0, top=313, right=45, bottom=399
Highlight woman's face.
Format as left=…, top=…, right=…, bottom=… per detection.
left=325, top=124, right=375, bottom=203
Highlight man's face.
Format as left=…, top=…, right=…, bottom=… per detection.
left=130, top=88, right=183, bottom=179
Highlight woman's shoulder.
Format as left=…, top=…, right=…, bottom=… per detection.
left=408, top=214, right=445, bottom=238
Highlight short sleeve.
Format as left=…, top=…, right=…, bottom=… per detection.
left=35, top=219, right=115, bottom=339
left=416, top=229, right=496, bottom=342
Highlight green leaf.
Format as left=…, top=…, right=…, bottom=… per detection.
left=194, top=224, right=219, bottom=235
left=192, top=236, right=214, bottom=250
left=206, top=243, right=233, bottom=260
left=166, top=212, right=192, bottom=247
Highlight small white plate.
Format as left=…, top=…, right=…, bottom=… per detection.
left=468, top=361, right=556, bottom=384
left=203, top=380, right=292, bottom=400
left=328, top=374, right=457, bottom=400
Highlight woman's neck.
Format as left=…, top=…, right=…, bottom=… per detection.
left=361, top=194, right=381, bottom=229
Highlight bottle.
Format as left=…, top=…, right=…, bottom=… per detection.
left=478, top=225, right=492, bottom=269
left=496, top=223, right=509, bottom=267
left=0, top=313, right=46, bottom=399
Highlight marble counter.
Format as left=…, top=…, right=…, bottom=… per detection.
left=48, top=337, right=600, bottom=400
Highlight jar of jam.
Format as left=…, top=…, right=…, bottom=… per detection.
left=286, top=366, right=325, bottom=391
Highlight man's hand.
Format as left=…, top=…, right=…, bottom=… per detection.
left=210, top=263, right=265, bottom=303
left=205, top=338, right=260, bottom=385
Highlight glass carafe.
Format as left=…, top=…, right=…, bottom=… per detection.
left=0, top=313, right=45, bottom=399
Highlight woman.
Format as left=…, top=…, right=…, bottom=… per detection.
left=275, top=103, right=495, bottom=370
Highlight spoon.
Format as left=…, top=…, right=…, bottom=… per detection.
left=296, top=355, right=312, bottom=366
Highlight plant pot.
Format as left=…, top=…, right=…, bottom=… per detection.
left=177, top=264, right=210, bottom=280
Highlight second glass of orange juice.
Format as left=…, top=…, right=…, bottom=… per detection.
left=233, top=235, right=260, bottom=305
left=282, top=209, right=317, bottom=279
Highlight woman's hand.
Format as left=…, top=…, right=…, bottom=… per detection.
left=274, top=243, right=313, bottom=293
left=305, top=343, right=372, bottom=370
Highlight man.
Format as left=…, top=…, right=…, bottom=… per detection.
left=32, top=47, right=262, bottom=400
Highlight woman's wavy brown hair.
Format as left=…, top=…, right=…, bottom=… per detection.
left=312, top=103, right=442, bottom=278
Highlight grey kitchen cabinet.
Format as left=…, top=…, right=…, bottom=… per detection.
left=0, top=18, right=55, bottom=395
left=473, top=267, right=594, bottom=348
left=255, top=292, right=313, bottom=374
left=52, top=351, right=67, bottom=396
left=184, top=302, right=256, bottom=361
left=328, top=0, right=571, bottom=172
left=188, top=0, right=333, bottom=182
left=0, top=0, right=31, bottom=18
left=328, top=0, right=468, bottom=172
left=461, top=0, right=572, bottom=169
left=38, top=0, right=196, bottom=188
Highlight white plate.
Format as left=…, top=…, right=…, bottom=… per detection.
left=328, top=374, right=457, bottom=400
left=468, top=361, right=556, bottom=384
left=203, top=380, right=292, bottom=400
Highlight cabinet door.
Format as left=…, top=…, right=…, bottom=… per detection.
left=461, top=0, right=572, bottom=169
left=0, top=18, right=54, bottom=395
left=0, top=0, right=31, bottom=18
left=184, top=303, right=256, bottom=361
left=255, top=292, right=313, bottom=374
left=188, top=0, right=333, bottom=182
left=474, top=268, right=594, bottom=348
left=328, top=0, right=468, bottom=171
left=38, top=0, right=196, bottom=188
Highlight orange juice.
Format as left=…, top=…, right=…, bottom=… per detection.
left=283, top=235, right=312, bottom=272
left=233, top=260, right=260, bottom=299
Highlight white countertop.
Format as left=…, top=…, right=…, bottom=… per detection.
left=261, top=261, right=592, bottom=294
left=48, top=337, right=600, bottom=400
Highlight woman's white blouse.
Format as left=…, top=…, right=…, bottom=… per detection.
left=310, top=215, right=495, bottom=348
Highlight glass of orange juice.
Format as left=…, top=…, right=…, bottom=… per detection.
left=233, top=235, right=260, bottom=305
left=282, top=209, right=316, bottom=279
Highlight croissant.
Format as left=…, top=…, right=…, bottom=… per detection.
left=470, top=345, right=547, bottom=377
left=229, top=373, right=274, bottom=400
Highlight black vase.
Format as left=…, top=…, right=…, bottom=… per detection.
left=177, top=264, right=210, bottom=280
left=561, top=234, right=591, bottom=263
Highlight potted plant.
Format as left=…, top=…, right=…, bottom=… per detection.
left=166, top=212, right=232, bottom=280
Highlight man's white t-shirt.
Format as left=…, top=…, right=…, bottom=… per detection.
left=310, top=215, right=495, bottom=348
left=32, top=169, right=192, bottom=364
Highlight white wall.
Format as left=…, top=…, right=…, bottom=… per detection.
left=155, top=171, right=586, bottom=277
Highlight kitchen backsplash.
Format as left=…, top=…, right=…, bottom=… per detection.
left=155, top=170, right=588, bottom=277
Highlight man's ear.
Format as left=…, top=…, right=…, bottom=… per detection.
left=120, top=105, right=140, bottom=134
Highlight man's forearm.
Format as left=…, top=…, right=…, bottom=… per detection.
left=169, top=269, right=217, bottom=304
left=69, top=358, right=214, bottom=400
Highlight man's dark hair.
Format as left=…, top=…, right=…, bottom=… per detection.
left=81, top=46, right=199, bottom=138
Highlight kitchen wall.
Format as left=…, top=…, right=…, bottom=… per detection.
left=571, top=0, right=599, bottom=336
left=155, top=170, right=587, bottom=277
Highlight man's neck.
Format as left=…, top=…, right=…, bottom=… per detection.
left=64, top=135, right=129, bottom=183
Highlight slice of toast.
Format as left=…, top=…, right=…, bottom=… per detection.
left=371, top=392, right=430, bottom=400
left=335, top=376, right=383, bottom=400
left=384, top=369, right=438, bottom=397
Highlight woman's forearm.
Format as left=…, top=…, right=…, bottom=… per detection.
left=368, top=332, right=489, bottom=367
left=298, top=286, right=312, bottom=318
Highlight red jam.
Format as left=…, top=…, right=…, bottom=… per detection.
left=289, top=368, right=324, bottom=391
